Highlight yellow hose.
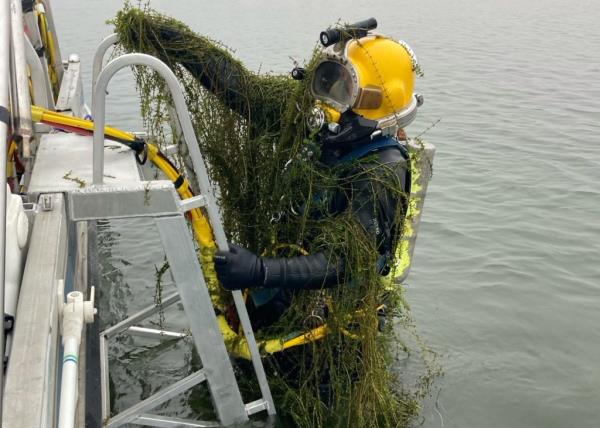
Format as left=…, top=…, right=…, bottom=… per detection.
left=27, top=65, right=35, bottom=105
left=31, top=105, right=135, bottom=142
left=31, top=105, right=327, bottom=358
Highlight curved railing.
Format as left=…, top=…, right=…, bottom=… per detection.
left=91, top=33, right=119, bottom=103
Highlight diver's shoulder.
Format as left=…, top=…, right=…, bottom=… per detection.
left=372, top=137, right=408, bottom=164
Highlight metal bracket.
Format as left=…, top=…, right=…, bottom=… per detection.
left=41, top=194, right=53, bottom=211
left=178, top=194, right=207, bottom=212
left=245, top=398, right=270, bottom=416
left=67, top=181, right=179, bottom=221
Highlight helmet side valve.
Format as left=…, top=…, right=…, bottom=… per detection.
left=291, top=67, right=306, bottom=80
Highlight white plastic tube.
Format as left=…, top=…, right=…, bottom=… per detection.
left=58, top=290, right=96, bottom=428
left=59, top=336, right=80, bottom=428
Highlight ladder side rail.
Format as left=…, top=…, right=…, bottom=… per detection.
left=92, top=53, right=275, bottom=415
left=154, top=215, right=248, bottom=426
left=99, top=333, right=110, bottom=419
left=167, top=103, right=201, bottom=195
left=0, top=0, right=12, bottom=419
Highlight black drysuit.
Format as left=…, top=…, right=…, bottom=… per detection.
left=245, top=137, right=411, bottom=327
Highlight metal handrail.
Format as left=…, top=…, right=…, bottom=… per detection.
left=0, top=0, right=12, bottom=420
left=92, top=53, right=275, bottom=416
left=91, top=33, right=118, bottom=97
left=92, top=34, right=203, bottom=194
left=10, top=0, right=33, bottom=159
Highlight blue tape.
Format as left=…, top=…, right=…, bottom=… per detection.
left=63, top=354, right=79, bottom=364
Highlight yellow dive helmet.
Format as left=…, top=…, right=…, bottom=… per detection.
left=307, top=18, right=422, bottom=136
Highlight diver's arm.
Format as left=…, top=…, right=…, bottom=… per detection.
left=214, top=181, right=398, bottom=293
left=214, top=181, right=397, bottom=292
left=261, top=253, right=343, bottom=290
left=120, top=11, right=254, bottom=116
left=214, top=245, right=343, bottom=291
left=156, top=28, right=252, bottom=116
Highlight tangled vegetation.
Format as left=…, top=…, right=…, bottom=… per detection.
left=113, top=5, right=434, bottom=427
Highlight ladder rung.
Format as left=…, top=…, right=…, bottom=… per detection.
left=133, top=414, right=221, bottom=428
left=101, top=291, right=180, bottom=338
left=107, top=370, right=207, bottom=427
left=163, top=144, right=178, bottom=156
left=245, top=398, right=270, bottom=416
left=127, top=326, right=188, bottom=340
left=134, top=413, right=219, bottom=427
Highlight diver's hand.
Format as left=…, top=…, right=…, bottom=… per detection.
left=214, top=244, right=264, bottom=290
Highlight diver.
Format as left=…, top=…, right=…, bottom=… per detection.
left=213, top=18, right=423, bottom=327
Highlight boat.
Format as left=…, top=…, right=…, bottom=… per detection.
left=1, top=1, right=435, bottom=427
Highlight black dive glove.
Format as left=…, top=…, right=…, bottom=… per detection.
left=214, top=244, right=264, bottom=290
left=214, top=244, right=343, bottom=291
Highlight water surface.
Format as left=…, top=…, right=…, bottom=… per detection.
left=53, top=1, right=600, bottom=426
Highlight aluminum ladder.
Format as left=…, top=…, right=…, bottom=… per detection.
left=83, top=49, right=275, bottom=426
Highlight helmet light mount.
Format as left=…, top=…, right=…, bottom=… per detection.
left=319, top=18, right=378, bottom=48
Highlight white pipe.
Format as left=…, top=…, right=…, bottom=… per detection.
left=23, top=36, right=52, bottom=109
left=58, top=289, right=96, bottom=428
left=0, top=0, right=13, bottom=417
left=59, top=337, right=80, bottom=428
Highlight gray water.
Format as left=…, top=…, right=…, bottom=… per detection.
left=54, top=0, right=600, bottom=426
